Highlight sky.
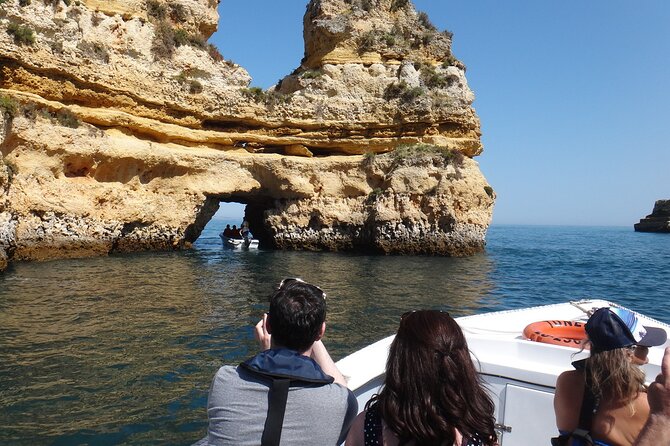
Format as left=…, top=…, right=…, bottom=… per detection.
left=210, top=1, right=670, bottom=226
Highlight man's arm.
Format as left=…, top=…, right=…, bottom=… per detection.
left=254, top=314, right=348, bottom=387
left=254, top=313, right=271, bottom=351
left=634, top=347, right=670, bottom=445
left=311, top=340, right=348, bottom=387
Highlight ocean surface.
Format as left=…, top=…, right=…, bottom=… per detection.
left=0, top=223, right=668, bottom=445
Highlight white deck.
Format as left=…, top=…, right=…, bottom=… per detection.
left=336, top=299, right=670, bottom=445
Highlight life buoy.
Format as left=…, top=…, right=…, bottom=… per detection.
left=523, top=320, right=588, bottom=348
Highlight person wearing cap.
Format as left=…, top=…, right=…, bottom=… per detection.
left=553, top=307, right=667, bottom=446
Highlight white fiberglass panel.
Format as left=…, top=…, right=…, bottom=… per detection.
left=499, top=384, right=556, bottom=446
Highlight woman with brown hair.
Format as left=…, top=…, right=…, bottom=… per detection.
left=553, top=307, right=667, bottom=446
left=345, top=310, right=498, bottom=446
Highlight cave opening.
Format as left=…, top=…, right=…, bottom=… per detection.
left=194, top=197, right=275, bottom=250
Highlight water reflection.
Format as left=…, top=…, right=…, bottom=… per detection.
left=0, top=231, right=495, bottom=445
left=3, top=225, right=669, bottom=445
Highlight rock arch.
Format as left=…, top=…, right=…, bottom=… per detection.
left=0, top=0, right=494, bottom=271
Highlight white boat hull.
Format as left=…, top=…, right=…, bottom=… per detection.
left=220, top=234, right=259, bottom=250
left=335, top=300, right=669, bottom=445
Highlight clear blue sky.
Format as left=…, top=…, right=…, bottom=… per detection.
left=210, top=1, right=670, bottom=226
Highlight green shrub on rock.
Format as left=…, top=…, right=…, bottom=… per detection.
left=389, top=0, right=408, bottom=12
left=55, top=109, right=80, bottom=128
left=168, top=3, right=188, bottom=22
left=420, top=65, right=449, bottom=89
left=442, top=54, right=458, bottom=68
left=301, top=70, right=322, bottom=79
left=146, top=0, right=167, bottom=20
left=173, top=69, right=207, bottom=94
left=357, top=30, right=377, bottom=53
left=188, top=80, right=202, bottom=94
left=384, top=81, right=425, bottom=103
left=241, top=87, right=266, bottom=103
left=151, top=21, right=175, bottom=58
left=417, top=12, right=436, bottom=31
left=6, top=23, right=36, bottom=45
left=391, top=143, right=465, bottom=167
left=77, top=40, right=110, bottom=63
left=207, top=43, right=224, bottom=62
left=147, top=0, right=207, bottom=60
left=0, top=95, right=18, bottom=118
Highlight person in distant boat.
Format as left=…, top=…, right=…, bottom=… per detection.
left=553, top=307, right=667, bottom=446
left=240, top=221, right=251, bottom=240
left=345, top=310, right=499, bottom=446
left=206, top=278, right=358, bottom=446
left=634, top=347, right=670, bottom=446
left=230, top=224, right=239, bottom=239
left=222, top=224, right=233, bottom=238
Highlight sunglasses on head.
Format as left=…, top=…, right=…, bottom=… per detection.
left=401, top=309, right=450, bottom=320
left=278, top=278, right=327, bottom=299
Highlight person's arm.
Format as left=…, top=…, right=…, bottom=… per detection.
left=254, top=314, right=347, bottom=386
left=344, top=411, right=366, bottom=446
left=311, top=339, right=348, bottom=387
left=634, top=347, right=670, bottom=446
left=253, top=313, right=271, bottom=351
left=553, top=370, right=581, bottom=432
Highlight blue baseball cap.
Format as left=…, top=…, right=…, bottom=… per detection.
left=585, top=307, right=667, bottom=351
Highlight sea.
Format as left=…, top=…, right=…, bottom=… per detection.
left=0, top=223, right=668, bottom=445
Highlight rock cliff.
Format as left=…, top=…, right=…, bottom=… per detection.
left=634, top=200, right=670, bottom=233
left=0, top=0, right=494, bottom=271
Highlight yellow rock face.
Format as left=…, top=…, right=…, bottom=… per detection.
left=0, top=0, right=494, bottom=270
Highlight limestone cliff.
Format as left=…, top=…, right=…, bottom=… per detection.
left=0, top=0, right=495, bottom=271
left=634, top=200, right=670, bottom=233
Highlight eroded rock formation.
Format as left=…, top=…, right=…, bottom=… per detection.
left=0, top=0, right=494, bottom=271
left=634, top=200, right=670, bottom=233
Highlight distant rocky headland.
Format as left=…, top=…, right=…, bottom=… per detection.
left=0, top=0, right=495, bottom=272
left=634, top=200, right=670, bottom=233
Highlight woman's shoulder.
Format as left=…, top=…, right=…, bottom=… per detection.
left=557, top=368, right=583, bottom=382
left=555, top=369, right=584, bottom=397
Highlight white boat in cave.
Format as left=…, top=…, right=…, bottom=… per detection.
left=219, top=234, right=259, bottom=250
left=336, top=299, right=669, bottom=446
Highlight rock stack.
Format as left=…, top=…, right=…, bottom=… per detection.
left=0, top=0, right=495, bottom=271
left=634, top=200, right=670, bottom=233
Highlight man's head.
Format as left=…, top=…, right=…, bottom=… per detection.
left=267, top=278, right=327, bottom=352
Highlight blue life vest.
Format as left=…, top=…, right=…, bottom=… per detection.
left=239, top=349, right=334, bottom=446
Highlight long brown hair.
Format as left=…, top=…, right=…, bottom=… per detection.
left=586, top=345, right=646, bottom=404
left=367, top=310, right=497, bottom=446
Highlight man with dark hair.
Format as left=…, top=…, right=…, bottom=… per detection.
left=205, top=278, right=358, bottom=446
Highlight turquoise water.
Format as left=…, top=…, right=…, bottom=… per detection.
left=0, top=223, right=668, bottom=445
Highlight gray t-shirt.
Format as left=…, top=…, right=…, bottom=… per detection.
left=207, top=365, right=358, bottom=446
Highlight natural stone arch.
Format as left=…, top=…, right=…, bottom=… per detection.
left=0, top=0, right=494, bottom=271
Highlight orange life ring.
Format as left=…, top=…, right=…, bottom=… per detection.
left=523, top=320, right=588, bottom=348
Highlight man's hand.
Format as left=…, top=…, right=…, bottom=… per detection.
left=633, top=347, right=670, bottom=446
left=254, top=313, right=271, bottom=351
left=648, top=347, right=670, bottom=417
